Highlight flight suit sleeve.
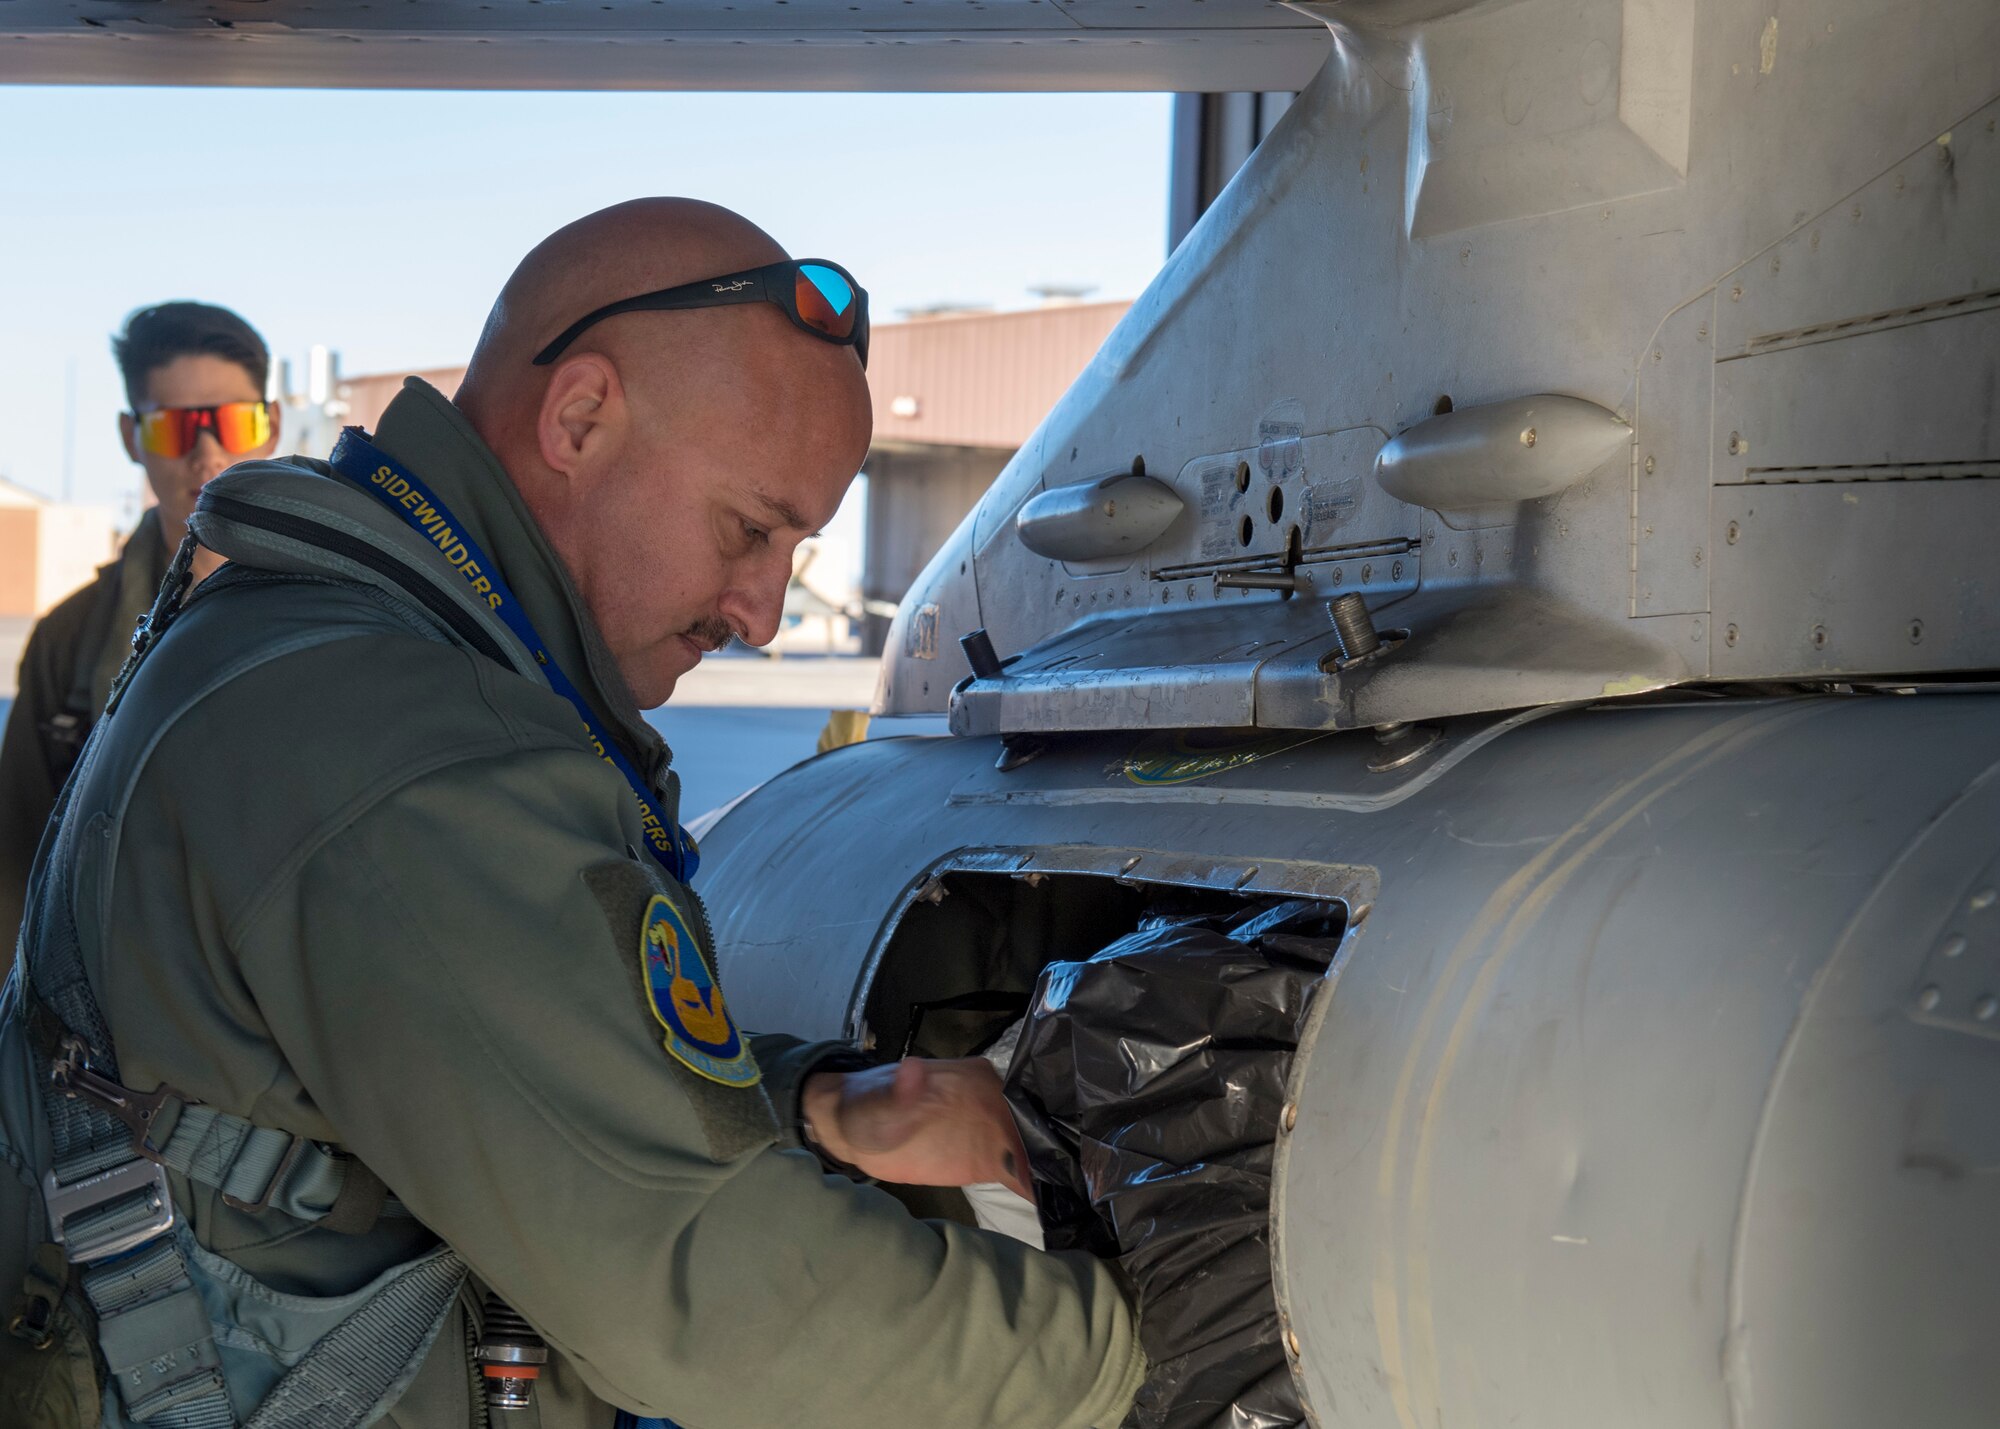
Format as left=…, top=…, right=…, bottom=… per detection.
left=232, top=745, right=1146, bottom=1429
left=0, top=607, right=84, bottom=966
left=741, top=1033, right=856, bottom=1154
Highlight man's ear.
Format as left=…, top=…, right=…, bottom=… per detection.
left=118, top=411, right=142, bottom=464
left=263, top=400, right=283, bottom=454
left=536, top=354, right=622, bottom=479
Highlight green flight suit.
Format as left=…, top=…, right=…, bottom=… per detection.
left=0, top=509, right=165, bottom=965
left=0, top=379, right=1145, bottom=1428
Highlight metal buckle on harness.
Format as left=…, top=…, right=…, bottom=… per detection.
left=42, top=1159, right=176, bottom=1264
left=49, top=1035, right=172, bottom=1160
left=44, top=1036, right=178, bottom=1262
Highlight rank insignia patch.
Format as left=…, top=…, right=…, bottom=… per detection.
left=639, top=895, right=760, bottom=1088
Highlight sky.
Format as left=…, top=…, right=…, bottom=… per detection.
left=0, top=86, right=1172, bottom=520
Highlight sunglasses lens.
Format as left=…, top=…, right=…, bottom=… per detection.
left=136, top=403, right=270, bottom=458
left=214, top=401, right=272, bottom=454
left=794, top=263, right=856, bottom=338
left=138, top=409, right=194, bottom=458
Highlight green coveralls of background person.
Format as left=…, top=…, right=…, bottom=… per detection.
left=0, top=303, right=281, bottom=964
left=0, top=199, right=1145, bottom=1429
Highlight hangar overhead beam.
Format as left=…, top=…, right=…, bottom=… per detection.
left=0, top=0, right=1330, bottom=91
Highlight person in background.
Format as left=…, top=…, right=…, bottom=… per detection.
left=0, top=301, right=280, bottom=961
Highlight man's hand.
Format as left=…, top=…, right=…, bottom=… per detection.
left=800, top=1058, right=1034, bottom=1201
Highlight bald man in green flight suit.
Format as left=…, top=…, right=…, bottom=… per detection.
left=0, top=200, right=1144, bottom=1429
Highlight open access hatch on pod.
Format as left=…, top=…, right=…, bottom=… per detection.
left=850, top=853, right=1361, bottom=1429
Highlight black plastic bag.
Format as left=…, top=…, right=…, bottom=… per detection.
left=1003, top=899, right=1342, bottom=1429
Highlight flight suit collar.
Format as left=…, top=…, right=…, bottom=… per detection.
left=369, top=378, right=670, bottom=782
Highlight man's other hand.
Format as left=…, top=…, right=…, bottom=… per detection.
left=801, top=1058, right=1034, bottom=1201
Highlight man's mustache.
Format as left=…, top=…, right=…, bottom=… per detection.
left=682, top=618, right=734, bottom=654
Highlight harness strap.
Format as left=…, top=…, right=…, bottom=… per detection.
left=21, top=534, right=483, bottom=1428
left=241, top=1247, right=465, bottom=1429
left=86, top=1237, right=230, bottom=1428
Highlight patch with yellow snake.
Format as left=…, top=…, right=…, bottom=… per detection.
left=639, top=894, right=759, bottom=1088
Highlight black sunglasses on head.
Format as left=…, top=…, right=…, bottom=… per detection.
left=533, top=258, right=870, bottom=368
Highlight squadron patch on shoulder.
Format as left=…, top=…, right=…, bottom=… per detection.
left=639, top=894, right=760, bottom=1088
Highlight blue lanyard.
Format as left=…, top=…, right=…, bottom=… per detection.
left=328, top=427, right=698, bottom=884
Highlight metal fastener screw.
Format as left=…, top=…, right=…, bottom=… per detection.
left=1644, top=455, right=1656, bottom=474
left=1282, top=1102, right=1298, bottom=1133
left=1730, top=285, right=1743, bottom=301
left=1727, top=521, right=1740, bottom=544
left=1972, top=889, right=1997, bottom=911
left=1725, top=624, right=1739, bottom=647
left=1448, top=549, right=1459, bottom=566
left=1727, top=432, right=1745, bottom=455
left=1917, top=984, right=1943, bottom=1012
left=1909, top=619, right=1924, bottom=644
left=1520, top=427, right=1538, bottom=447
left=1360, top=563, right=1373, bottom=582
left=1692, top=548, right=1703, bottom=567
left=1940, top=935, right=1967, bottom=959
left=1392, top=560, right=1405, bottom=579
left=1697, top=323, right=1708, bottom=339
left=1812, top=625, right=1828, bottom=649
left=1286, top=1329, right=1302, bottom=1358
left=1976, top=995, right=1999, bottom=1023
left=1328, top=593, right=1381, bottom=661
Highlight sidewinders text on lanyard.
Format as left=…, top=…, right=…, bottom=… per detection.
left=328, top=427, right=699, bottom=884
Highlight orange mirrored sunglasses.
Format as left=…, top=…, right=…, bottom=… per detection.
left=134, top=401, right=273, bottom=459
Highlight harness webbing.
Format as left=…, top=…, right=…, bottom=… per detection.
left=21, top=533, right=472, bottom=1428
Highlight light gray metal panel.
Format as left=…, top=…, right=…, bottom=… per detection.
left=1709, top=478, right=2000, bottom=678
left=875, top=519, right=984, bottom=715
left=1728, top=766, right=2000, bottom=1429
left=949, top=600, right=1303, bottom=736
left=1155, top=426, right=1406, bottom=577
left=1252, top=583, right=1689, bottom=730
left=1715, top=308, right=2000, bottom=479
left=696, top=693, right=2000, bottom=1428
left=1264, top=697, right=2000, bottom=1429
left=1712, top=96, right=2000, bottom=361
left=0, top=0, right=1329, bottom=91
left=1398, top=0, right=1689, bottom=238
left=1631, top=292, right=1716, bottom=619
left=878, top=0, right=2000, bottom=728
left=1909, top=848, right=2000, bottom=1040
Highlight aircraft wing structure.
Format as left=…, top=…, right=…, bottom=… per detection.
left=0, top=0, right=1329, bottom=90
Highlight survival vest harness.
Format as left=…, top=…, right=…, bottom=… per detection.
left=0, top=454, right=686, bottom=1428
